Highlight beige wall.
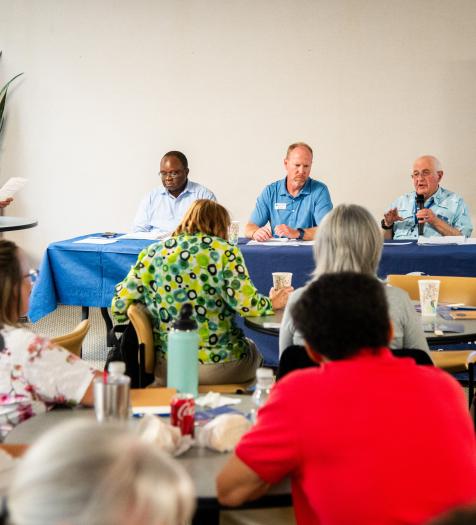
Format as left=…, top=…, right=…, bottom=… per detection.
left=1, top=0, right=475, bottom=263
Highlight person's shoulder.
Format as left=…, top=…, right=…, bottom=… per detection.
left=437, top=186, right=466, bottom=204
left=2, top=326, right=51, bottom=353
left=385, top=283, right=411, bottom=303
left=276, top=366, right=322, bottom=395
left=391, top=191, right=414, bottom=207
left=308, top=178, right=329, bottom=191
left=187, top=180, right=215, bottom=196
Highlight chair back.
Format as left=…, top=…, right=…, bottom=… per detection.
left=127, top=304, right=155, bottom=374
left=387, top=275, right=476, bottom=305
left=50, top=319, right=90, bottom=357
left=390, top=348, right=434, bottom=365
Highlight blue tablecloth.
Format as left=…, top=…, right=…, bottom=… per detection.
left=30, top=235, right=476, bottom=366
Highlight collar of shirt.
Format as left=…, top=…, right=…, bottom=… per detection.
left=278, top=177, right=312, bottom=198
left=159, top=179, right=194, bottom=197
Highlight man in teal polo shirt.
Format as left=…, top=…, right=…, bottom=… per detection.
left=245, top=143, right=333, bottom=241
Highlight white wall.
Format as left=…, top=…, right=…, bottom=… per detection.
left=1, top=0, right=475, bottom=264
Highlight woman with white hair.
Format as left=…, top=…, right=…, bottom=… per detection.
left=6, top=419, right=195, bottom=525
left=279, top=203, right=429, bottom=357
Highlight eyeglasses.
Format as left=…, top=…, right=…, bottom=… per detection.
left=411, top=170, right=435, bottom=179
left=159, top=171, right=184, bottom=179
left=23, top=269, right=39, bottom=284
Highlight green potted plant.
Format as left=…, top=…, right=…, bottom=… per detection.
left=0, top=51, right=23, bottom=134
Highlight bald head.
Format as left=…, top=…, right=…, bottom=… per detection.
left=412, top=155, right=443, bottom=200
left=413, top=155, right=442, bottom=173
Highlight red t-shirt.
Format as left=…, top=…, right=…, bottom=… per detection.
left=236, top=348, right=476, bottom=525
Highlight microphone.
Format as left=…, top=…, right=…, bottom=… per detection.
left=416, top=194, right=425, bottom=236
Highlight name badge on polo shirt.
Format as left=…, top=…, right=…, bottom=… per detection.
left=275, top=203, right=287, bottom=210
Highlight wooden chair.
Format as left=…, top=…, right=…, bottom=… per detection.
left=50, top=319, right=90, bottom=357
left=387, top=274, right=476, bottom=374
left=127, top=304, right=254, bottom=393
left=386, top=275, right=476, bottom=304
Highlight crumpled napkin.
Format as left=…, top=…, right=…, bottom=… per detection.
left=196, top=413, right=251, bottom=452
left=135, top=415, right=193, bottom=456
left=195, top=392, right=242, bottom=409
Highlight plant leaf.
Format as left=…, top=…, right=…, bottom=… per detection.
left=0, top=72, right=24, bottom=99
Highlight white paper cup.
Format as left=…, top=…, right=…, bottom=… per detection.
left=418, top=279, right=440, bottom=316
left=228, top=221, right=240, bottom=245
left=272, top=272, right=293, bottom=290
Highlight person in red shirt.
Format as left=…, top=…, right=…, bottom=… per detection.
left=217, top=273, right=476, bottom=525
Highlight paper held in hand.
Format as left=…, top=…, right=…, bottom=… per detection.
left=0, top=177, right=27, bottom=201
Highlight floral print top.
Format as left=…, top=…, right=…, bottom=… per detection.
left=112, top=233, right=273, bottom=364
left=0, top=326, right=96, bottom=440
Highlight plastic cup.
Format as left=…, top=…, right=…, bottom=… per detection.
left=272, top=272, right=293, bottom=290
left=418, top=279, right=440, bottom=316
left=228, top=221, right=240, bottom=245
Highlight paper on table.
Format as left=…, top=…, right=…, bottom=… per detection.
left=132, top=406, right=170, bottom=416
left=118, top=231, right=171, bottom=241
left=417, top=236, right=466, bottom=245
left=73, top=237, right=118, bottom=244
left=263, top=322, right=281, bottom=329
left=385, top=242, right=413, bottom=246
left=248, top=239, right=300, bottom=246
left=0, top=177, right=27, bottom=201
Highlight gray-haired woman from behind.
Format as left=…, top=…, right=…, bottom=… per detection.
left=279, top=203, right=429, bottom=357
left=7, top=419, right=195, bottom=525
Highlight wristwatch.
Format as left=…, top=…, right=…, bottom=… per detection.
left=297, top=228, right=305, bottom=240
left=381, top=219, right=393, bottom=230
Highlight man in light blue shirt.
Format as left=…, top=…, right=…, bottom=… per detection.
left=382, top=155, right=473, bottom=240
left=244, top=143, right=333, bottom=241
left=133, top=151, right=216, bottom=233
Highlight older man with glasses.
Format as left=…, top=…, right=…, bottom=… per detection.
left=381, top=155, right=472, bottom=239
left=133, top=150, right=216, bottom=234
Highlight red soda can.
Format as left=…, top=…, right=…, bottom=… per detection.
left=170, top=393, right=195, bottom=436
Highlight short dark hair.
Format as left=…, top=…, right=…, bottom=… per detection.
left=162, top=151, right=188, bottom=170
left=292, top=272, right=390, bottom=360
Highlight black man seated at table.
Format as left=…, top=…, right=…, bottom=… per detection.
left=133, top=150, right=216, bottom=234
left=382, top=155, right=473, bottom=239
left=244, top=143, right=333, bottom=241
left=217, top=273, right=476, bottom=525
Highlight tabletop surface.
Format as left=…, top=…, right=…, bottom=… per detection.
left=245, top=305, right=476, bottom=345
left=5, top=400, right=291, bottom=502
left=0, top=216, right=38, bottom=232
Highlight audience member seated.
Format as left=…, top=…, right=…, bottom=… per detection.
left=244, top=142, right=333, bottom=241
left=7, top=419, right=195, bottom=525
left=113, top=199, right=291, bottom=386
left=217, top=273, right=476, bottom=525
left=0, top=240, right=99, bottom=440
left=382, top=155, right=473, bottom=239
left=279, top=203, right=430, bottom=364
left=133, top=150, right=216, bottom=234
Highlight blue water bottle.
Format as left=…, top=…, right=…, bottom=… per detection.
left=167, top=303, right=199, bottom=397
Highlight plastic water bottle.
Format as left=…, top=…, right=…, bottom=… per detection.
left=251, top=368, right=275, bottom=423
left=94, top=361, right=130, bottom=422
left=167, top=303, right=199, bottom=397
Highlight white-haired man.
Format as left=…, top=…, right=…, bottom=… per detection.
left=382, top=155, right=472, bottom=239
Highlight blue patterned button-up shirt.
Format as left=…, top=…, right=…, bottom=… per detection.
left=389, top=186, right=473, bottom=239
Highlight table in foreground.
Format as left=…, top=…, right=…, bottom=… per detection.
left=0, top=216, right=38, bottom=232
left=5, top=404, right=292, bottom=525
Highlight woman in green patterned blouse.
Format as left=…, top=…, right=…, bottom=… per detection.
left=112, top=200, right=291, bottom=385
